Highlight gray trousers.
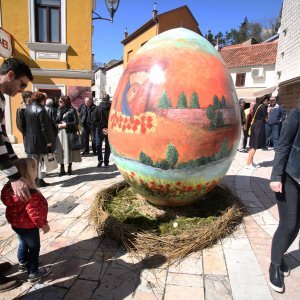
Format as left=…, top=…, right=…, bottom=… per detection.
left=27, top=154, right=45, bottom=179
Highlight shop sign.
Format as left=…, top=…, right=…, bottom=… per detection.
left=0, top=29, right=12, bottom=58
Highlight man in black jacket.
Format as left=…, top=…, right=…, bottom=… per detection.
left=95, top=94, right=111, bottom=167
left=79, top=96, right=97, bottom=155
left=16, top=91, right=33, bottom=135
left=45, top=98, right=58, bottom=152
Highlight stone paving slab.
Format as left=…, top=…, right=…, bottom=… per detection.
left=0, top=145, right=299, bottom=299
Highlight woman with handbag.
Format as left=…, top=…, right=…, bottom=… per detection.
left=245, top=95, right=269, bottom=170
left=56, top=96, right=81, bottom=176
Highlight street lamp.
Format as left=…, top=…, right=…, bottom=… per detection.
left=92, top=0, right=120, bottom=22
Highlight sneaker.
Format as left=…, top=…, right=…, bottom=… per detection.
left=0, top=275, right=18, bottom=293
left=252, top=163, right=261, bottom=168
left=27, top=266, right=51, bottom=283
left=269, top=263, right=284, bottom=293
left=18, top=262, right=27, bottom=272
left=280, top=260, right=290, bottom=277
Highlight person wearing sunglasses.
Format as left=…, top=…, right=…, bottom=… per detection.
left=0, top=58, right=33, bottom=292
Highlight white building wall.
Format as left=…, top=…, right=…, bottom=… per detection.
left=94, top=68, right=106, bottom=102
left=276, top=0, right=300, bottom=83
left=105, top=64, right=123, bottom=100
left=229, top=65, right=277, bottom=87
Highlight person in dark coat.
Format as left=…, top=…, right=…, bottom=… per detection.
left=45, top=98, right=58, bottom=152
left=94, top=93, right=111, bottom=168
left=25, top=92, right=54, bottom=187
left=268, top=108, right=300, bottom=293
left=245, top=95, right=269, bottom=169
left=56, top=96, right=81, bottom=176
left=16, top=91, right=33, bottom=137
left=79, top=96, right=97, bottom=155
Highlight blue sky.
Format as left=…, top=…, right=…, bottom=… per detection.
left=92, top=0, right=283, bottom=64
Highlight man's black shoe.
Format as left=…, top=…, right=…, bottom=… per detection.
left=81, top=151, right=89, bottom=155
left=269, top=262, right=284, bottom=293
left=97, top=161, right=103, bottom=168
left=0, top=275, right=18, bottom=293
left=36, top=179, right=50, bottom=188
left=0, top=262, right=12, bottom=274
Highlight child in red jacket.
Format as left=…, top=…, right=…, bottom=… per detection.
left=1, top=158, right=51, bottom=282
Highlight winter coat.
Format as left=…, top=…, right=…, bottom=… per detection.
left=56, top=106, right=79, bottom=133
left=16, top=103, right=27, bottom=135
left=271, top=108, right=300, bottom=182
left=45, top=105, right=58, bottom=136
left=24, top=102, right=54, bottom=155
left=79, top=103, right=97, bottom=126
left=94, top=101, right=111, bottom=128
left=1, top=182, right=48, bottom=229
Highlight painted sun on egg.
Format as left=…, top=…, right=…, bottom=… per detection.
left=108, top=28, right=241, bottom=206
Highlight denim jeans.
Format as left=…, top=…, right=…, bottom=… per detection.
left=96, top=128, right=111, bottom=165
left=81, top=124, right=97, bottom=153
left=12, top=227, right=40, bottom=274
left=265, top=123, right=280, bottom=149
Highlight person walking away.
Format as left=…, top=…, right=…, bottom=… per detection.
left=238, top=99, right=247, bottom=152
left=1, top=158, right=51, bottom=282
left=0, top=58, right=33, bottom=292
left=243, top=100, right=255, bottom=151
left=56, top=96, right=82, bottom=176
left=264, top=96, right=286, bottom=151
left=245, top=96, right=269, bottom=170
left=45, top=98, right=58, bottom=152
left=25, top=92, right=54, bottom=187
left=79, top=96, right=97, bottom=155
left=268, top=108, right=300, bottom=293
left=94, top=93, right=111, bottom=168
left=16, top=91, right=33, bottom=138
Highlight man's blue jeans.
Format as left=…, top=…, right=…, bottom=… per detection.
left=12, top=227, right=40, bottom=274
left=265, top=123, right=280, bottom=150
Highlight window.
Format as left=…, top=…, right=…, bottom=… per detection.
left=235, top=73, right=246, bottom=87
left=127, top=50, right=133, bottom=63
left=35, top=0, right=61, bottom=43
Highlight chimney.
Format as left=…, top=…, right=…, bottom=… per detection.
left=124, top=27, right=128, bottom=39
left=152, top=2, right=158, bottom=20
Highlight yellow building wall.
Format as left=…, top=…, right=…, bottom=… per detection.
left=123, top=7, right=200, bottom=66
left=123, top=26, right=157, bottom=65
left=0, top=0, right=92, bottom=70
left=0, top=0, right=93, bottom=142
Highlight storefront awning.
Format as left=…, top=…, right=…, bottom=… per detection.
left=253, top=86, right=277, bottom=97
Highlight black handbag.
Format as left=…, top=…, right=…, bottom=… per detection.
left=68, top=130, right=83, bottom=150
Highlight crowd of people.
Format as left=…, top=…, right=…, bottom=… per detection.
left=0, top=58, right=112, bottom=290
left=237, top=94, right=287, bottom=170
left=0, top=58, right=299, bottom=295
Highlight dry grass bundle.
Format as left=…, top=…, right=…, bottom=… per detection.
left=90, top=181, right=246, bottom=262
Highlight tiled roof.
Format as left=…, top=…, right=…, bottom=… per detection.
left=219, top=41, right=278, bottom=68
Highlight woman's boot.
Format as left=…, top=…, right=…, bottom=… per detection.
left=58, top=164, right=65, bottom=177
left=68, top=163, right=72, bottom=175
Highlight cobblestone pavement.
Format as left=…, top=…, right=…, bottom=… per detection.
left=0, top=144, right=299, bottom=299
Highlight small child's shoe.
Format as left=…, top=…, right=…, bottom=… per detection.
left=27, top=266, right=51, bottom=282
left=18, top=262, right=27, bottom=272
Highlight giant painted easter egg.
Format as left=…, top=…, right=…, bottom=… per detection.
left=108, top=28, right=240, bottom=206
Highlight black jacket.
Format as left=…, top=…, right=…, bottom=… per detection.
left=56, top=107, right=79, bottom=134
left=16, top=104, right=27, bottom=135
left=79, top=103, right=97, bottom=126
left=94, top=101, right=111, bottom=128
left=25, top=102, right=54, bottom=155
left=271, top=108, right=300, bottom=182
left=45, top=105, right=58, bottom=136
